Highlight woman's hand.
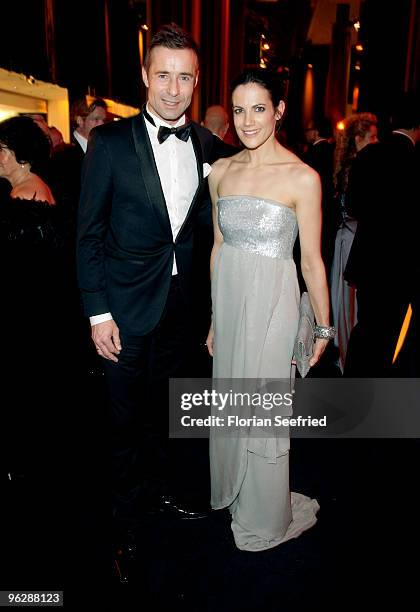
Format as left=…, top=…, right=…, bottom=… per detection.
left=309, top=338, right=329, bottom=367
left=206, top=324, right=214, bottom=357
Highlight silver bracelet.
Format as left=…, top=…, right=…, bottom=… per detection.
left=314, top=325, right=336, bottom=340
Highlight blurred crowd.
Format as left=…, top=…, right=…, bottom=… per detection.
left=300, top=94, right=420, bottom=376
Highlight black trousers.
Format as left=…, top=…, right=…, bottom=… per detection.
left=102, top=276, right=202, bottom=520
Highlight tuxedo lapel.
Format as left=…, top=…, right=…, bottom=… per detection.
left=175, top=124, right=204, bottom=241
left=131, top=114, right=172, bottom=238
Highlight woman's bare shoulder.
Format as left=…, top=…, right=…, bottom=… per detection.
left=212, top=155, right=233, bottom=171
left=209, top=156, right=234, bottom=187
left=286, top=158, right=320, bottom=187
left=12, top=175, right=55, bottom=205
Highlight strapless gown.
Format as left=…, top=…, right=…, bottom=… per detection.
left=210, top=195, right=319, bottom=551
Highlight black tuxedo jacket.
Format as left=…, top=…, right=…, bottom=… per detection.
left=49, top=137, right=85, bottom=211
left=304, top=139, right=337, bottom=272
left=77, top=113, right=215, bottom=335
left=345, top=136, right=417, bottom=299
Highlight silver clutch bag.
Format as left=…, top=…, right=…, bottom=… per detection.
left=293, top=292, right=315, bottom=378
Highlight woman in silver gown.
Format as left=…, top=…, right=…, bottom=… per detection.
left=206, top=70, right=332, bottom=551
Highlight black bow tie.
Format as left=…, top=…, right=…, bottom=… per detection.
left=157, top=123, right=192, bottom=144
left=142, top=106, right=191, bottom=144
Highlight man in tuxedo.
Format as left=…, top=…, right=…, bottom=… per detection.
left=51, top=98, right=107, bottom=204
left=71, top=97, right=108, bottom=154
left=77, top=24, right=222, bottom=549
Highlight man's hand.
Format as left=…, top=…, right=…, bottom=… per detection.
left=92, top=320, right=122, bottom=362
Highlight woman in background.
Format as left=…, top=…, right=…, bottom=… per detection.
left=0, top=116, right=65, bottom=479
left=330, top=113, right=378, bottom=371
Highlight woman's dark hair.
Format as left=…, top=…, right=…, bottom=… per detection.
left=0, top=116, right=51, bottom=168
left=144, top=23, right=200, bottom=70
left=231, top=69, right=286, bottom=108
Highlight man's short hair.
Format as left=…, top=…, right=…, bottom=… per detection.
left=143, top=22, right=200, bottom=71
left=71, top=98, right=107, bottom=129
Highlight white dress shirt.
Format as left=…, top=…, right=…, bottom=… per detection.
left=90, top=105, right=198, bottom=326
left=73, top=130, right=88, bottom=153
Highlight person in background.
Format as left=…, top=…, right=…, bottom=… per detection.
left=203, top=104, right=229, bottom=140
left=345, top=95, right=419, bottom=375
left=203, top=104, right=238, bottom=158
left=330, top=112, right=379, bottom=372
left=0, top=116, right=67, bottom=480
left=48, top=125, right=66, bottom=152
left=71, top=97, right=108, bottom=155
left=0, top=116, right=55, bottom=202
left=304, top=117, right=336, bottom=275
left=48, top=98, right=108, bottom=212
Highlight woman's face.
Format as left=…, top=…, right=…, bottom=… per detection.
left=232, top=83, right=284, bottom=149
left=0, top=145, right=19, bottom=181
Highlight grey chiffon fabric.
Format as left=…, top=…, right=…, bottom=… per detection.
left=210, top=196, right=319, bottom=550
left=330, top=217, right=358, bottom=371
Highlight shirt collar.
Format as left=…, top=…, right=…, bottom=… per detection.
left=313, top=137, right=328, bottom=146
left=392, top=130, right=415, bottom=146
left=73, top=130, right=88, bottom=153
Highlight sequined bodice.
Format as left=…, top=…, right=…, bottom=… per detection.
left=217, top=195, right=298, bottom=259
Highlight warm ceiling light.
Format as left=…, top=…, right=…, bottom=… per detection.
left=307, top=63, right=313, bottom=69
left=355, top=44, right=363, bottom=51
left=141, top=24, right=148, bottom=30
left=262, top=43, right=270, bottom=50
left=353, top=20, right=361, bottom=31
left=337, top=120, right=345, bottom=131
left=0, top=110, right=17, bottom=121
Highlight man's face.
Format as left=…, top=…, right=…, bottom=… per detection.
left=76, top=106, right=107, bottom=138
left=142, top=46, right=199, bottom=125
left=357, top=124, right=378, bottom=151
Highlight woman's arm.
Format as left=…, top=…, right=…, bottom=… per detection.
left=295, top=166, right=331, bottom=365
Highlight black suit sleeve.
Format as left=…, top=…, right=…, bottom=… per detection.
left=77, top=129, right=113, bottom=317
left=210, top=136, right=238, bottom=163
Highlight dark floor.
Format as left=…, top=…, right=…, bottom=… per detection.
left=3, top=354, right=420, bottom=610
